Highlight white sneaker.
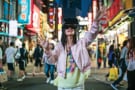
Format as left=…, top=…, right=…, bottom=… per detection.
left=17, top=78, right=23, bottom=82
left=22, top=75, right=26, bottom=80
left=50, top=80, right=54, bottom=84
left=110, top=84, right=118, bottom=90
left=46, top=77, right=50, bottom=83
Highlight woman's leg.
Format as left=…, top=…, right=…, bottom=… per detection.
left=50, top=65, right=55, bottom=80
left=45, top=63, right=50, bottom=78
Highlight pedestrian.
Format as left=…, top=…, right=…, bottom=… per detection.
left=4, top=42, right=16, bottom=80
left=97, top=46, right=102, bottom=69
left=103, top=48, right=107, bottom=68
left=0, top=37, right=5, bottom=89
left=115, top=44, right=121, bottom=67
left=17, top=43, right=27, bottom=81
left=108, top=45, right=116, bottom=68
left=111, top=39, right=130, bottom=90
left=42, top=43, right=55, bottom=84
left=40, top=8, right=105, bottom=90
left=127, top=39, right=135, bottom=90
left=33, top=43, right=43, bottom=75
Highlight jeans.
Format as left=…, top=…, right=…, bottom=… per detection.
left=112, top=65, right=127, bottom=85
left=44, top=63, right=55, bottom=80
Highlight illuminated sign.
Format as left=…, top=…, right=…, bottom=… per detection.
left=9, top=20, right=18, bottom=36
left=18, top=0, right=31, bottom=24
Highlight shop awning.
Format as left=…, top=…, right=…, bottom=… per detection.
left=109, top=10, right=126, bottom=26
left=0, top=32, right=8, bottom=36
left=24, top=28, right=38, bottom=36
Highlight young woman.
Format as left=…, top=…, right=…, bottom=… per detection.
left=127, top=38, right=135, bottom=90
left=42, top=43, right=55, bottom=84
left=40, top=8, right=105, bottom=90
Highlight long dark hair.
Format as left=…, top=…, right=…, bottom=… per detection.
left=61, top=18, right=78, bottom=49
left=61, top=25, right=77, bottom=49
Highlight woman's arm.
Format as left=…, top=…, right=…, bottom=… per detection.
left=40, top=40, right=60, bottom=63
left=84, top=7, right=106, bottom=45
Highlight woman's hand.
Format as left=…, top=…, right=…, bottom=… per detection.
left=94, top=6, right=107, bottom=22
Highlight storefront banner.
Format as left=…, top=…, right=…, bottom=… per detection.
left=32, top=5, right=40, bottom=32
left=3, top=1, right=9, bottom=20
left=25, top=0, right=33, bottom=28
left=26, top=4, right=40, bottom=33
left=9, top=0, right=13, bottom=19
left=18, top=0, right=31, bottom=24
left=9, top=20, right=18, bottom=36
left=107, top=0, right=122, bottom=21
left=92, top=0, right=97, bottom=20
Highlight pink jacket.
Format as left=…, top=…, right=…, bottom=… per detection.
left=47, top=22, right=98, bottom=77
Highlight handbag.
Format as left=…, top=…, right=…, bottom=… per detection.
left=108, top=67, right=118, bottom=81
left=15, top=49, right=21, bottom=59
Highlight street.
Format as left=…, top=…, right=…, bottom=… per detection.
left=3, top=76, right=126, bottom=90
left=1, top=60, right=127, bottom=90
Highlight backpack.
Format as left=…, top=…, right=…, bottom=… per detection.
left=20, top=48, right=27, bottom=60
left=108, top=51, right=114, bottom=61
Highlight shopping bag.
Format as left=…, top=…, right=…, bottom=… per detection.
left=0, top=71, right=8, bottom=83
left=108, top=67, right=118, bottom=81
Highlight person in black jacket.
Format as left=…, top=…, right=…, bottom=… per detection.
left=32, top=43, right=43, bottom=76
left=17, top=43, right=27, bottom=82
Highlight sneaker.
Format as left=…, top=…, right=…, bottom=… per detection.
left=22, top=75, right=26, bottom=80
left=50, top=80, right=54, bottom=84
left=17, top=78, right=23, bottom=82
left=46, top=77, right=50, bottom=83
left=110, top=84, right=118, bottom=90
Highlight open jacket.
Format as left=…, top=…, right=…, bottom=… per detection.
left=44, top=22, right=99, bottom=77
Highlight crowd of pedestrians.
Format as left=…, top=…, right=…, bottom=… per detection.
left=0, top=7, right=135, bottom=90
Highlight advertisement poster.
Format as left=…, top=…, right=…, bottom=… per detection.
left=18, top=0, right=31, bottom=24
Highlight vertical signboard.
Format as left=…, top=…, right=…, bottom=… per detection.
left=107, top=0, right=123, bottom=21
left=9, top=20, right=18, bottom=36
left=92, top=0, right=97, bottom=20
left=9, top=0, right=13, bottom=19
left=58, top=7, right=62, bottom=30
left=48, top=0, right=55, bottom=28
left=18, top=0, right=31, bottom=24
left=3, top=1, right=9, bottom=20
left=88, top=12, right=92, bottom=30
left=32, top=4, right=40, bottom=32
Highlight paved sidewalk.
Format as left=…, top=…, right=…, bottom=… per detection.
left=90, top=60, right=128, bottom=89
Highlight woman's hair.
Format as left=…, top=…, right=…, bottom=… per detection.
left=61, top=18, right=78, bottom=48
left=109, top=44, right=114, bottom=52
left=121, top=39, right=129, bottom=49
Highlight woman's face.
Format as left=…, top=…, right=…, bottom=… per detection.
left=65, top=27, right=75, bottom=36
